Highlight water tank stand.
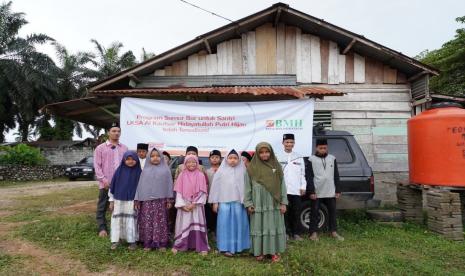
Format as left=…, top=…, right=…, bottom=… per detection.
left=396, top=182, right=465, bottom=240
left=426, top=190, right=464, bottom=241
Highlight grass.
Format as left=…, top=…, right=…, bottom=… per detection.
left=0, top=253, right=29, bottom=275
left=1, top=186, right=97, bottom=222
left=5, top=185, right=465, bottom=275
left=0, top=177, right=70, bottom=188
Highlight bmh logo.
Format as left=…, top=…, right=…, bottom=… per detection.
left=265, top=119, right=304, bottom=130
left=266, top=120, right=275, bottom=128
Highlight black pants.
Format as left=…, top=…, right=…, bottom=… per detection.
left=205, top=203, right=217, bottom=232
left=285, top=194, right=303, bottom=236
left=96, top=188, right=109, bottom=232
left=310, top=197, right=337, bottom=234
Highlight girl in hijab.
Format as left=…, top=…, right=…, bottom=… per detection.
left=208, top=149, right=250, bottom=257
left=172, top=155, right=209, bottom=255
left=244, top=142, right=288, bottom=262
left=109, top=151, right=142, bottom=250
left=135, top=148, right=174, bottom=251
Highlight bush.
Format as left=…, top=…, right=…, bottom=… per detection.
left=0, top=144, right=47, bottom=166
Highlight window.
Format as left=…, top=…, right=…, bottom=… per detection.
left=314, top=111, right=332, bottom=129
left=312, top=138, right=354, bottom=163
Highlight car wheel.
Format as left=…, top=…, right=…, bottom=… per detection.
left=300, top=200, right=329, bottom=231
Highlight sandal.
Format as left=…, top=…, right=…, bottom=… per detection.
left=171, top=248, right=178, bottom=255
left=128, top=243, right=137, bottom=250
left=223, top=252, right=234, bottom=257
left=110, top=242, right=119, bottom=250
left=199, top=251, right=208, bottom=256
left=255, top=255, right=264, bottom=261
left=271, top=254, right=281, bottom=263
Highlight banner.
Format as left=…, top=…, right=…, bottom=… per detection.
left=120, top=97, right=314, bottom=156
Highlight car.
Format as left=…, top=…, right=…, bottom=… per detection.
left=65, top=156, right=95, bottom=181
left=299, top=124, right=379, bottom=231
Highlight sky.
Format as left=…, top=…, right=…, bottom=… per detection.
left=5, top=0, right=465, bottom=141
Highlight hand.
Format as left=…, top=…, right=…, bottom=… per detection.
left=310, top=194, right=317, bottom=200
left=182, top=206, right=191, bottom=212
left=335, top=193, right=341, bottom=199
left=103, top=180, right=110, bottom=189
left=247, top=206, right=255, bottom=214
left=167, top=202, right=173, bottom=209
left=109, top=202, right=114, bottom=212
left=280, top=204, right=287, bottom=214
left=134, top=201, right=140, bottom=210
left=300, top=189, right=306, bottom=196
left=212, top=203, right=218, bottom=213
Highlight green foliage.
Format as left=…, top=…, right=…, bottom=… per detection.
left=419, top=16, right=465, bottom=96
left=0, top=144, right=46, bottom=165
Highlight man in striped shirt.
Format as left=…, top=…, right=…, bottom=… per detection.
left=93, top=122, right=128, bottom=237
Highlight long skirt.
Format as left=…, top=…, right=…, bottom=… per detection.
left=138, top=198, right=170, bottom=249
left=216, top=202, right=250, bottom=253
left=110, top=200, right=138, bottom=243
left=173, top=205, right=209, bottom=252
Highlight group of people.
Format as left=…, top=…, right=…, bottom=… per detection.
left=94, top=122, right=343, bottom=262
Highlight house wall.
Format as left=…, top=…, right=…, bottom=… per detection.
left=152, top=23, right=407, bottom=86
left=315, top=84, right=411, bottom=204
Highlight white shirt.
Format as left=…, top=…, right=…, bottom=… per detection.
left=140, top=158, right=146, bottom=169
left=277, top=150, right=307, bottom=195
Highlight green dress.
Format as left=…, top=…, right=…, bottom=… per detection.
left=244, top=172, right=288, bottom=256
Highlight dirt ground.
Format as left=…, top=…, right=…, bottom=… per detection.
left=0, top=180, right=141, bottom=275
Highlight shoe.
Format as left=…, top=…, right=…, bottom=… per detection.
left=309, top=233, right=319, bottom=241
left=159, top=247, right=167, bottom=252
left=128, top=243, right=137, bottom=250
left=255, top=255, right=264, bottom=261
left=98, top=230, right=108, bottom=237
left=199, top=251, right=208, bottom=256
left=293, top=234, right=304, bottom=241
left=331, top=232, right=345, bottom=241
left=143, top=247, right=151, bottom=251
left=171, top=248, right=178, bottom=255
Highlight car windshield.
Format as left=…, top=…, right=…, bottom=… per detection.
left=79, top=157, right=93, bottom=165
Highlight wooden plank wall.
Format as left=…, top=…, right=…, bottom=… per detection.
left=153, top=23, right=404, bottom=85
left=314, top=84, right=411, bottom=173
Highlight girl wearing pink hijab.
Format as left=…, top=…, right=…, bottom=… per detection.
left=172, top=155, right=209, bottom=255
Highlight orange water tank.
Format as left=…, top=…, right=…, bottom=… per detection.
left=408, top=102, right=465, bottom=186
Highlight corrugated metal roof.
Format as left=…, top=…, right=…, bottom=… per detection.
left=91, top=86, right=343, bottom=98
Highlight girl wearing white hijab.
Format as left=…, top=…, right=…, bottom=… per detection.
left=208, top=149, right=250, bottom=256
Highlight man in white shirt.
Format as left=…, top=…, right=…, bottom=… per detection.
left=277, top=133, right=306, bottom=241
left=136, top=143, right=149, bottom=169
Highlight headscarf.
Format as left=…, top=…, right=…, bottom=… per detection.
left=247, top=142, right=284, bottom=204
left=208, top=149, right=246, bottom=204
left=174, top=155, right=208, bottom=201
left=110, top=151, right=142, bottom=201
left=134, top=148, right=174, bottom=201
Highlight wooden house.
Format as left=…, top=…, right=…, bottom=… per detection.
left=44, top=3, right=439, bottom=204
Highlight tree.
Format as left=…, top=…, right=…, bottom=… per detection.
left=90, top=39, right=136, bottom=79
left=37, top=43, right=98, bottom=140
left=82, top=40, right=138, bottom=139
left=418, top=16, right=465, bottom=96
left=140, top=47, right=156, bottom=62
left=0, top=1, right=58, bottom=142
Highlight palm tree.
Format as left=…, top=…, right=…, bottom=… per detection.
left=90, top=39, right=136, bottom=78
left=140, top=47, right=156, bottom=62
left=0, top=1, right=58, bottom=142
left=36, top=43, right=99, bottom=140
